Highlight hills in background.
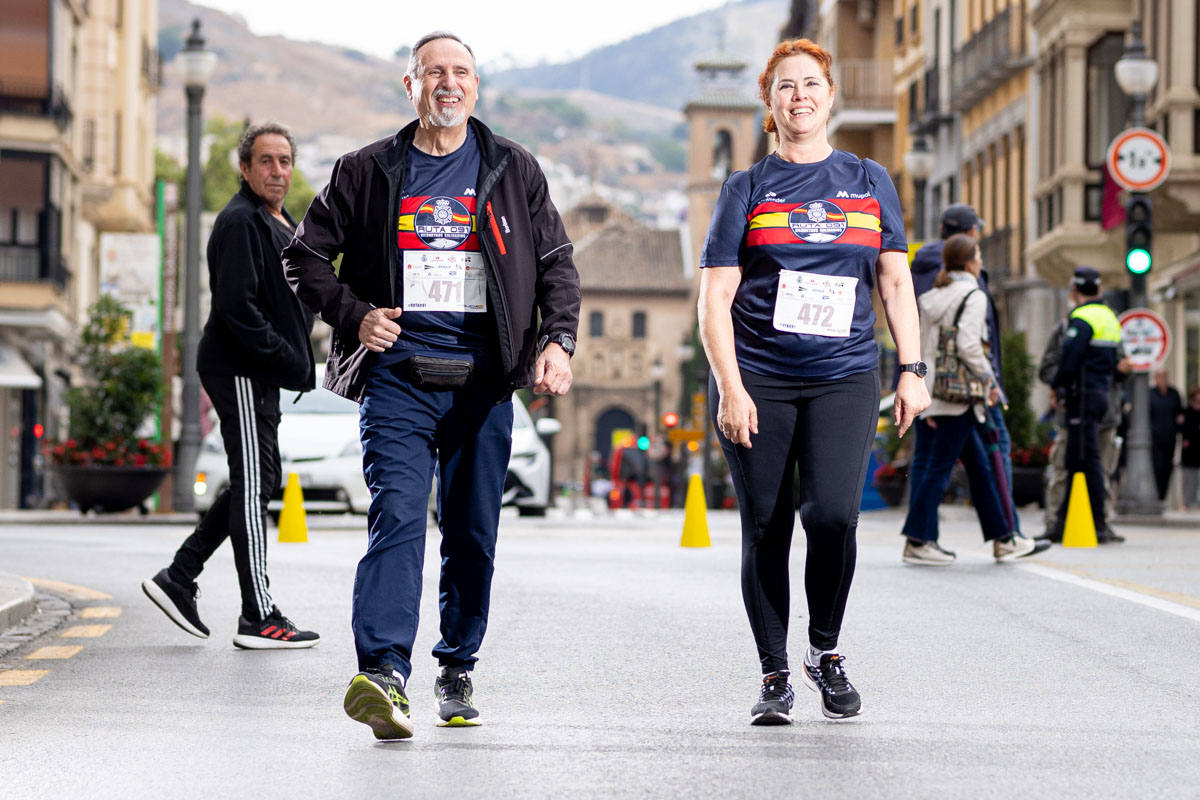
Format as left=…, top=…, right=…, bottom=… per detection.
left=157, top=0, right=786, bottom=220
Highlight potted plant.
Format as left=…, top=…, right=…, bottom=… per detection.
left=1001, top=330, right=1048, bottom=508
left=46, top=295, right=170, bottom=513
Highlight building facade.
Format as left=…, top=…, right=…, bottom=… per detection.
left=554, top=198, right=693, bottom=488
left=0, top=0, right=158, bottom=508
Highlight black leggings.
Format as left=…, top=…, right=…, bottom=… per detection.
left=713, top=369, right=878, bottom=673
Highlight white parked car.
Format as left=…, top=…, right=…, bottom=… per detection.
left=192, top=381, right=370, bottom=516
left=193, top=379, right=559, bottom=517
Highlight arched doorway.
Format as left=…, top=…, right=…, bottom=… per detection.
left=593, top=407, right=636, bottom=475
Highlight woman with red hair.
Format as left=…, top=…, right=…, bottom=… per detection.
left=699, top=39, right=928, bottom=725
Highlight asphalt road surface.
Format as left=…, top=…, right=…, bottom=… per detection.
left=1, top=505, right=1198, bottom=798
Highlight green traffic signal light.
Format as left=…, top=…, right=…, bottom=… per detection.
left=636, top=435, right=650, bottom=451
left=1127, top=248, right=1152, bottom=274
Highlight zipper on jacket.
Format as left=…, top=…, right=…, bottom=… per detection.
left=486, top=202, right=508, bottom=255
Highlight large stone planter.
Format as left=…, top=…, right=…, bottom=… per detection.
left=55, top=465, right=169, bottom=514
left=874, top=476, right=908, bottom=507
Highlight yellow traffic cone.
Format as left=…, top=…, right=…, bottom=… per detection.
left=1061, top=472, right=1097, bottom=548
left=680, top=473, right=711, bottom=548
left=277, top=472, right=308, bottom=543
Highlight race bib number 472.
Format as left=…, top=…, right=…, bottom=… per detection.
left=772, top=272, right=857, bottom=337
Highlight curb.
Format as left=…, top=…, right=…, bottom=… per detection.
left=0, top=511, right=198, bottom=525
left=0, top=572, right=36, bottom=632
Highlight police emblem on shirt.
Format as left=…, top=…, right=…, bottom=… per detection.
left=787, top=200, right=848, bottom=244
left=414, top=196, right=473, bottom=250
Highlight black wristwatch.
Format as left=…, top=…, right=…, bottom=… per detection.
left=538, top=332, right=576, bottom=357
left=898, top=361, right=928, bottom=378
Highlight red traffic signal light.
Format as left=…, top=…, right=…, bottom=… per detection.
left=662, top=411, right=680, bottom=428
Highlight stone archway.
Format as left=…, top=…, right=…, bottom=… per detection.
left=593, top=407, right=636, bottom=473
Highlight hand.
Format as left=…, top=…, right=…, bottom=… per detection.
left=894, top=372, right=930, bottom=438
left=716, top=383, right=757, bottom=448
left=987, top=385, right=1001, bottom=406
left=1049, top=390, right=1060, bottom=410
left=358, top=307, right=402, bottom=353
left=1117, top=357, right=1133, bottom=375
left=533, top=343, right=573, bottom=395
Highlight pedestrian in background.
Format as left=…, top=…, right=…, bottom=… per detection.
left=1051, top=266, right=1123, bottom=543
left=1038, top=312, right=1130, bottom=540
left=907, top=203, right=1030, bottom=543
left=1150, top=368, right=1184, bottom=502
left=699, top=38, right=928, bottom=726
left=900, top=234, right=1042, bottom=565
left=142, top=122, right=319, bottom=649
left=1179, top=387, right=1200, bottom=509
left=284, top=31, right=579, bottom=740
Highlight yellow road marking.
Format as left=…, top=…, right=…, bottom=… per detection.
left=80, top=606, right=122, bottom=619
left=24, top=578, right=112, bottom=601
left=0, top=670, right=50, bottom=686
left=1039, top=563, right=1200, bottom=610
left=60, top=625, right=112, bottom=638
left=26, top=645, right=84, bottom=660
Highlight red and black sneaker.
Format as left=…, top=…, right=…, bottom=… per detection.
left=232, top=607, right=319, bottom=650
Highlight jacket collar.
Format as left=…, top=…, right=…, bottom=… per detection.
left=377, top=116, right=507, bottom=176
left=238, top=179, right=296, bottom=227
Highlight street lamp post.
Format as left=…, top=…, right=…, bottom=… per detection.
left=1113, top=15, right=1161, bottom=517
left=173, top=19, right=217, bottom=512
left=903, top=135, right=936, bottom=241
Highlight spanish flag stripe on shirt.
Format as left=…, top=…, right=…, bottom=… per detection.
left=747, top=226, right=882, bottom=248
left=745, top=197, right=883, bottom=247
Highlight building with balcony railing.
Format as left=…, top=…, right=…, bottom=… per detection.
left=1029, top=0, right=1200, bottom=394
left=0, top=0, right=158, bottom=508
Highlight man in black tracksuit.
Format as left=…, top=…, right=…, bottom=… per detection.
left=142, top=122, right=319, bottom=649
left=282, top=32, right=580, bottom=739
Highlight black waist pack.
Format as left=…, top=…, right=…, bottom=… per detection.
left=405, top=355, right=474, bottom=388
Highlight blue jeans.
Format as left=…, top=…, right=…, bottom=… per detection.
left=353, top=361, right=513, bottom=679
left=902, top=411, right=1011, bottom=542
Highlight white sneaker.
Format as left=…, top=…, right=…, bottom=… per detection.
left=993, top=535, right=1037, bottom=562
left=902, top=539, right=956, bottom=566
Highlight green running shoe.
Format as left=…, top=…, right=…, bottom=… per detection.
left=434, top=666, right=481, bottom=727
left=343, top=667, right=413, bottom=740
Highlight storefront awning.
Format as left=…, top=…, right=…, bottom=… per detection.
left=0, top=343, right=41, bottom=389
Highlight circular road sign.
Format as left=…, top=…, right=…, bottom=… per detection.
left=1106, top=127, right=1171, bottom=192
left=1118, top=308, right=1171, bottom=372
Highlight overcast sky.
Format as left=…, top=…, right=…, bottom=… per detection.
left=193, top=0, right=734, bottom=67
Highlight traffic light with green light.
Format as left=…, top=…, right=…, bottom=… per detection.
left=1125, top=195, right=1152, bottom=275
left=636, top=435, right=650, bottom=451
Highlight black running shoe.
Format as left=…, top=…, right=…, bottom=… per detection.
left=802, top=653, right=862, bottom=719
left=750, top=670, right=794, bottom=725
left=344, top=666, right=414, bottom=740
left=434, top=666, right=481, bottom=727
left=141, top=568, right=209, bottom=639
left=232, top=606, right=319, bottom=650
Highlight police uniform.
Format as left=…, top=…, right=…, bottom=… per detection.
left=1051, top=267, right=1121, bottom=540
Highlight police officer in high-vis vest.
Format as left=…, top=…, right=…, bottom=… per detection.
left=1051, top=266, right=1124, bottom=543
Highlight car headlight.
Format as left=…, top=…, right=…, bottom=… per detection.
left=193, top=472, right=209, bottom=496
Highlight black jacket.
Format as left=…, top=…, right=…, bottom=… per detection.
left=282, top=117, right=581, bottom=401
left=197, top=181, right=315, bottom=391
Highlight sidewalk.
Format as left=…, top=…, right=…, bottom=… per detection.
left=0, top=571, right=35, bottom=632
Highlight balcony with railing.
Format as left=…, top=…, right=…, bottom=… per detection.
left=0, top=79, right=73, bottom=130
left=0, top=206, right=69, bottom=291
left=829, top=59, right=897, bottom=134
left=949, top=5, right=1029, bottom=111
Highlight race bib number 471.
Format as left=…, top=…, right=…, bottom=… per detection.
left=402, top=250, right=487, bottom=313
left=772, top=272, right=857, bottom=337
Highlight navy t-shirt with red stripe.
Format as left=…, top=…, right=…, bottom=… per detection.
left=700, top=150, right=906, bottom=381
left=380, top=127, right=494, bottom=367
